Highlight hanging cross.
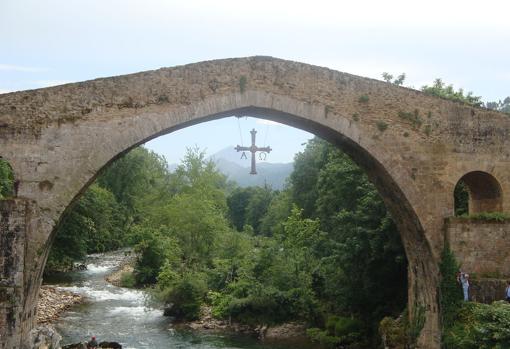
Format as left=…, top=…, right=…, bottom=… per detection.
left=235, top=128, right=272, bottom=175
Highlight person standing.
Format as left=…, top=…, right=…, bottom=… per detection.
left=88, top=336, right=98, bottom=349
left=460, top=272, right=470, bottom=301
left=505, top=281, right=510, bottom=302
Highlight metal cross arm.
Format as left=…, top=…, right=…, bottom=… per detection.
left=235, top=128, right=272, bottom=175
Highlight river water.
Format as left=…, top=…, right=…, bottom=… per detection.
left=45, top=251, right=319, bottom=349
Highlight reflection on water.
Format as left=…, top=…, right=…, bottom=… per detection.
left=45, top=251, right=318, bottom=349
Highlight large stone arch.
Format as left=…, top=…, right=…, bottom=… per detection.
left=2, top=56, right=510, bottom=348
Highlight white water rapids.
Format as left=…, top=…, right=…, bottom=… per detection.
left=46, top=250, right=317, bottom=349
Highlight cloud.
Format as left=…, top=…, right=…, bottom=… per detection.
left=0, top=64, right=47, bottom=72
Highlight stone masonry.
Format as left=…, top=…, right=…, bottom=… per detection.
left=446, top=218, right=510, bottom=277
left=1, top=56, right=510, bottom=348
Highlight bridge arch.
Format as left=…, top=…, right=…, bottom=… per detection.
left=454, top=171, right=503, bottom=215
left=7, top=56, right=510, bottom=348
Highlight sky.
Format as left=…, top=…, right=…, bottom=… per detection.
left=1, top=0, right=509, bottom=164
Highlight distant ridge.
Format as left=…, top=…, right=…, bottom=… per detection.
left=169, top=146, right=293, bottom=190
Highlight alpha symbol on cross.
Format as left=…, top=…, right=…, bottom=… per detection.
left=235, top=128, right=272, bottom=175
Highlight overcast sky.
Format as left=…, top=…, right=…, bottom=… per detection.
left=1, top=0, right=509, bottom=164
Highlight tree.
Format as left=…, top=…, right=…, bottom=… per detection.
left=421, top=79, right=483, bottom=107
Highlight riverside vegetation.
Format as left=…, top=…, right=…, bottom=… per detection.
left=1, top=78, right=509, bottom=348
left=39, top=139, right=408, bottom=349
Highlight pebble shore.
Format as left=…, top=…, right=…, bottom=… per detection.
left=37, top=286, right=84, bottom=324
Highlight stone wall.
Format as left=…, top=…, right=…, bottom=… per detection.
left=446, top=218, right=510, bottom=278
left=469, top=278, right=508, bottom=303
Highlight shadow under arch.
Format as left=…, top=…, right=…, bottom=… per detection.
left=45, top=105, right=439, bottom=346
left=454, top=171, right=503, bottom=215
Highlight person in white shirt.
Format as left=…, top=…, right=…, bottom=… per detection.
left=459, top=272, right=469, bottom=301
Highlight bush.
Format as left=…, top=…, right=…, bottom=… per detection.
left=120, top=272, right=136, bottom=288
left=443, top=301, right=510, bottom=349
left=459, top=211, right=510, bottom=222
left=307, top=315, right=366, bottom=348
left=157, top=273, right=207, bottom=321
left=439, top=245, right=463, bottom=331
left=379, top=315, right=408, bottom=349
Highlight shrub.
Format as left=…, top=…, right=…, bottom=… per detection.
left=443, top=301, right=510, bottom=349
left=439, top=245, right=463, bottom=331
left=379, top=315, right=408, bottom=349
left=120, top=271, right=136, bottom=288
left=157, top=273, right=207, bottom=321
left=459, top=211, right=510, bottom=222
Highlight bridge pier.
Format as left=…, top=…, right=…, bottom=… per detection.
left=0, top=200, right=48, bottom=349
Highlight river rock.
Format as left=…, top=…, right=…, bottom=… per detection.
left=262, top=322, right=307, bottom=340
left=99, top=341, right=123, bottom=349
left=37, top=286, right=84, bottom=323
left=26, top=325, right=61, bottom=349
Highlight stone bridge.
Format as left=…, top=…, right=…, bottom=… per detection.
left=1, top=56, right=510, bottom=348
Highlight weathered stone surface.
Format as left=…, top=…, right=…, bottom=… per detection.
left=469, top=278, right=508, bottom=304
left=25, top=325, right=61, bottom=349
left=2, top=56, right=510, bottom=348
left=446, top=218, right=510, bottom=277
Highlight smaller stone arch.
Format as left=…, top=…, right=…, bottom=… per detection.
left=0, top=156, right=15, bottom=199
left=454, top=171, right=503, bottom=215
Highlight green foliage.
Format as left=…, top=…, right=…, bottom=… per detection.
left=120, top=272, right=136, bottom=288
left=443, top=302, right=510, bottom=349
left=454, top=181, right=469, bottom=216
left=379, top=315, right=408, bottom=349
left=409, top=304, right=426, bottom=343
left=0, top=159, right=14, bottom=199
left=398, top=110, right=423, bottom=128
left=239, top=75, right=247, bottom=93
left=47, top=184, right=126, bottom=272
left=376, top=120, right=388, bottom=132
left=458, top=211, right=510, bottom=222
left=382, top=72, right=406, bottom=86
left=486, top=97, right=510, bottom=115
left=157, top=271, right=208, bottom=320
left=358, top=95, right=369, bottom=103
left=421, top=78, right=483, bottom=107
left=439, top=245, right=463, bottom=332
left=307, top=315, right=366, bottom=348
left=131, top=225, right=180, bottom=285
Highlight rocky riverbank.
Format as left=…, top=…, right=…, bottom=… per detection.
left=176, top=306, right=308, bottom=341
left=104, top=252, right=136, bottom=287
left=37, top=286, right=84, bottom=324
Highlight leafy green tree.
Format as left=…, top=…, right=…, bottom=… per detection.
left=47, top=184, right=125, bottom=271
left=244, top=186, right=274, bottom=235
left=289, top=138, right=330, bottom=218
left=98, top=147, right=171, bottom=219
left=227, top=187, right=255, bottom=231
left=259, top=189, right=293, bottom=236
left=421, top=79, right=483, bottom=107
left=486, top=96, right=510, bottom=115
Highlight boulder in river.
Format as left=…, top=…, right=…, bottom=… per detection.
left=99, top=341, right=123, bottom=349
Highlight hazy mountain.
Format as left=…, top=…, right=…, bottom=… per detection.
left=168, top=146, right=294, bottom=190
left=211, top=147, right=293, bottom=189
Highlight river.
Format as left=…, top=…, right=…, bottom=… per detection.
left=44, top=251, right=319, bottom=349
